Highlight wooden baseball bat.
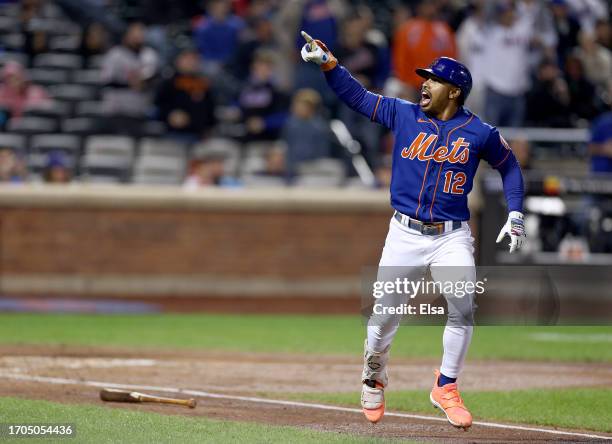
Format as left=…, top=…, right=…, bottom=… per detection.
left=100, top=388, right=197, bottom=408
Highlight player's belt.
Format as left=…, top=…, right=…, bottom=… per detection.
left=393, top=211, right=462, bottom=235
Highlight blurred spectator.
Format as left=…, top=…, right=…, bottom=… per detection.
left=594, top=18, right=611, bottom=49
left=375, top=154, right=392, bottom=188
left=183, top=150, right=238, bottom=189
left=288, top=0, right=346, bottom=104
left=574, top=30, right=612, bottom=93
left=142, top=0, right=203, bottom=25
left=507, top=136, right=532, bottom=170
left=565, top=0, right=608, bottom=35
left=282, top=88, right=331, bottom=179
left=43, top=152, right=71, bottom=184
left=392, top=0, right=456, bottom=99
left=297, top=0, right=340, bottom=51
left=252, top=145, right=287, bottom=178
left=589, top=111, right=612, bottom=173
left=456, top=0, right=487, bottom=115
left=550, top=0, right=581, bottom=65
left=482, top=2, right=531, bottom=127
left=518, top=0, right=558, bottom=65
left=101, top=22, right=159, bottom=117
left=78, top=22, right=110, bottom=67
left=20, top=0, right=49, bottom=58
left=0, top=61, right=50, bottom=119
left=335, top=7, right=384, bottom=167
left=0, top=148, right=26, bottom=183
left=193, top=0, right=245, bottom=68
left=154, top=49, right=217, bottom=141
left=525, top=58, right=571, bottom=127
left=564, top=53, right=600, bottom=121
left=238, top=49, right=288, bottom=142
left=228, top=14, right=276, bottom=83
left=335, top=7, right=379, bottom=89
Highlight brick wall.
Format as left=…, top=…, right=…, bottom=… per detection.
left=0, top=208, right=389, bottom=277
left=0, top=186, right=392, bottom=299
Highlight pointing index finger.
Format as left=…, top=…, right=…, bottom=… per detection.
left=301, top=30, right=315, bottom=50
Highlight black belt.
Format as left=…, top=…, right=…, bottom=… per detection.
left=393, top=211, right=462, bottom=235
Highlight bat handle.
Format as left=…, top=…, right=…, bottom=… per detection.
left=139, top=394, right=197, bottom=408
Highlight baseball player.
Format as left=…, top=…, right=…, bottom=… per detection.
left=301, top=32, right=526, bottom=429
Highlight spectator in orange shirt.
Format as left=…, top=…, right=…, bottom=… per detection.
left=392, top=0, right=457, bottom=99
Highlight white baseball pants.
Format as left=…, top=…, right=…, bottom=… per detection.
left=367, top=215, right=476, bottom=379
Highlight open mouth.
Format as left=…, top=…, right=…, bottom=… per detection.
left=420, top=90, right=431, bottom=107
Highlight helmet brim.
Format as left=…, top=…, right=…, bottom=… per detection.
left=415, top=68, right=453, bottom=86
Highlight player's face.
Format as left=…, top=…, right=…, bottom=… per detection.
left=419, top=77, right=457, bottom=114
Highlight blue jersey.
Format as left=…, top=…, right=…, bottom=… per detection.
left=325, top=65, right=524, bottom=222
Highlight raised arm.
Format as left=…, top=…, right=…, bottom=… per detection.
left=300, top=32, right=397, bottom=130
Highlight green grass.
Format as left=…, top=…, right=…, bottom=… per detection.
left=0, top=397, right=397, bottom=444
left=280, top=388, right=612, bottom=433
left=0, top=314, right=611, bottom=362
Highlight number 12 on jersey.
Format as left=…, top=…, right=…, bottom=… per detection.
left=443, top=171, right=466, bottom=194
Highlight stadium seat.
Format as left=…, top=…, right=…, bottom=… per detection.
left=0, top=51, right=28, bottom=67
left=61, top=117, right=104, bottom=136
left=0, top=16, right=19, bottom=33
left=33, top=53, right=83, bottom=70
left=133, top=156, right=185, bottom=185
left=48, top=34, right=81, bottom=53
left=35, top=19, right=80, bottom=36
left=28, top=152, right=77, bottom=175
left=139, top=138, right=187, bottom=159
left=48, top=84, right=98, bottom=102
left=74, top=101, right=107, bottom=118
left=192, top=138, right=241, bottom=177
left=0, top=3, right=19, bottom=18
left=6, top=116, right=58, bottom=135
left=27, top=68, right=69, bottom=86
left=0, top=33, right=24, bottom=51
left=242, top=175, right=286, bottom=188
left=140, top=120, right=167, bottom=137
left=85, top=136, right=135, bottom=159
left=294, top=159, right=346, bottom=188
left=22, top=101, right=71, bottom=120
left=80, top=153, right=133, bottom=183
left=0, top=133, right=26, bottom=152
left=30, top=134, right=80, bottom=154
left=87, top=55, right=105, bottom=69
left=71, top=69, right=104, bottom=86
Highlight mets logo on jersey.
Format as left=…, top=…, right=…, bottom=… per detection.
left=401, top=132, right=470, bottom=164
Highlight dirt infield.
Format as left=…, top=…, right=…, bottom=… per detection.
left=1, top=345, right=611, bottom=443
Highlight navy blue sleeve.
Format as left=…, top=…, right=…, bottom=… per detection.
left=324, top=65, right=397, bottom=130
left=482, top=128, right=524, bottom=212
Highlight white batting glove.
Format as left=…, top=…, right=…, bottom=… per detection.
left=300, top=31, right=330, bottom=65
left=496, top=211, right=526, bottom=253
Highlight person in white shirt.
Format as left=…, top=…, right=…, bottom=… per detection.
left=456, top=0, right=488, bottom=116
left=481, top=2, right=533, bottom=127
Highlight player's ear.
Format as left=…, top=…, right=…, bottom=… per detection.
left=449, top=87, right=461, bottom=101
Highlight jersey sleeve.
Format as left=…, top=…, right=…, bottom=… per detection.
left=481, top=127, right=512, bottom=169
left=324, top=65, right=397, bottom=130
left=481, top=128, right=525, bottom=212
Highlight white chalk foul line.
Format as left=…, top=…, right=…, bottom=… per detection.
left=2, top=372, right=611, bottom=441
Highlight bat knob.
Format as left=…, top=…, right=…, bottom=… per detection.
left=188, top=399, right=197, bottom=409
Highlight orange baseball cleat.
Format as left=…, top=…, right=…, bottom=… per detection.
left=429, top=370, right=472, bottom=429
left=361, top=380, right=385, bottom=423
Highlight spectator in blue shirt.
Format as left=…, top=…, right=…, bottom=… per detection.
left=589, top=111, right=612, bottom=173
left=193, top=0, right=245, bottom=67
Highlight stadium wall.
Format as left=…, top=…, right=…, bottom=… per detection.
left=0, top=185, right=399, bottom=311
